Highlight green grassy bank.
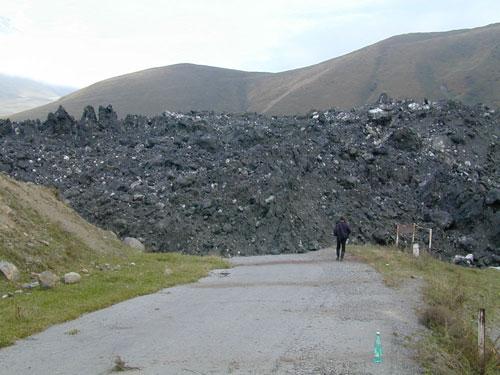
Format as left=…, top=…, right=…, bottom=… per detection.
left=0, top=252, right=227, bottom=347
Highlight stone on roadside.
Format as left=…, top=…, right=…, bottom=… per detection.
left=0, top=261, right=20, bottom=282
left=453, top=255, right=473, bottom=266
left=123, top=237, right=146, bottom=251
left=63, top=272, right=82, bottom=284
left=21, top=281, right=39, bottom=289
left=164, top=266, right=173, bottom=276
left=38, top=271, right=58, bottom=288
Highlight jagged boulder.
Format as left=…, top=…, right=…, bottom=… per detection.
left=0, top=119, right=14, bottom=137
left=80, top=105, right=98, bottom=127
left=0, top=261, right=20, bottom=281
left=368, top=107, right=391, bottom=124
left=123, top=237, right=145, bottom=251
left=98, top=105, right=118, bottom=128
left=485, top=189, right=500, bottom=206
left=63, top=272, right=82, bottom=284
left=432, top=210, right=454, bottom=230
left=389, top=127, right=422, bottom=151
left=458, top=236, right=475, bottom=252
left=43, top=106, right=76, bottom=135
left=489, top=211, right=500, bottom=245
left=38, top=271, right=58, bottom=289
left=339, top=175, right=358, bottom=188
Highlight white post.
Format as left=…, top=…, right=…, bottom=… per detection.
left=428, top=229, right=433, bottom=251
left=395, top=225, right=399, bottom=247
left=412, top=243, right=420, bottom=257
left=478, top=308, right=485, bottom=374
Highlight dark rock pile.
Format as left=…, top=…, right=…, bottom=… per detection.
left=1, top=100, right=499, bottom=265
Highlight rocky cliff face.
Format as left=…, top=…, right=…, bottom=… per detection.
left=1, top=99, right=499, bottom=265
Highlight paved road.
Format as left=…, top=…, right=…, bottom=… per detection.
left=0, top=249, right=422, bottom=374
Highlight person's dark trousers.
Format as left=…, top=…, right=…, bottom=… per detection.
left=336, top=238, right=347, bottom=259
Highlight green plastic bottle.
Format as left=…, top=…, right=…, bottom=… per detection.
left=373, top=331, right=383, bottom=363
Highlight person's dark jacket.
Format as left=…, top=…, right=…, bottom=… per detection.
left=334, top=221, right=351, bottom=240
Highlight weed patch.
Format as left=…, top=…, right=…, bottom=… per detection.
left=351, top=245, right=499, bottom=374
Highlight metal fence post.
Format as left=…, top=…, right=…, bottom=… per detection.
left=478, top=308, right=485, bottom=374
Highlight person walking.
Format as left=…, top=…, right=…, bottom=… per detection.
left=334, top=216, right=351, bottom=261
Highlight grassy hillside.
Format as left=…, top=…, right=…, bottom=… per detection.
left=0, top=173, right=227, bottom=346
left=253, top=23, right=500, bottom=114
left=0, top=74, right=75, bottom=118
left=9, top=65, right=268, bottom=120
left=9, top=23, right=500, bottom=121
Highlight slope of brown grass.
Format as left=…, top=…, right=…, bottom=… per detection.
left=0, top=173, right=129, bottom=273
left=9, top=23, right=500, bottom=121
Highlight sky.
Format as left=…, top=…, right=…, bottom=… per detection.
left=0, top=0, right=499, bottom=88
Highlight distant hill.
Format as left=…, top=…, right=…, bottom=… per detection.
left=9, top=23, right=500, bottom=121
left=0, top=74, right=75, bottom=118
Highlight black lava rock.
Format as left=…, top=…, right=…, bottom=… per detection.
left=1, top=99, right=499, bottom=262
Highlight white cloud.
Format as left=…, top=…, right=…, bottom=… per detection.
left=0, top=0, right=498, bottom=87
left=0, top=16, right=13, bottom=33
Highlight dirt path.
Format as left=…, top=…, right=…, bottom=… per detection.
left=0, top=249, right=422, bottom=374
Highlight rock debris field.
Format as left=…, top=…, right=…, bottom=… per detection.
left=0, top=98, right=499, bottom=265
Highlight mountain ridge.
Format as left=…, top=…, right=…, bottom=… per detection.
left=8, top=23, right=500, bottom=121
